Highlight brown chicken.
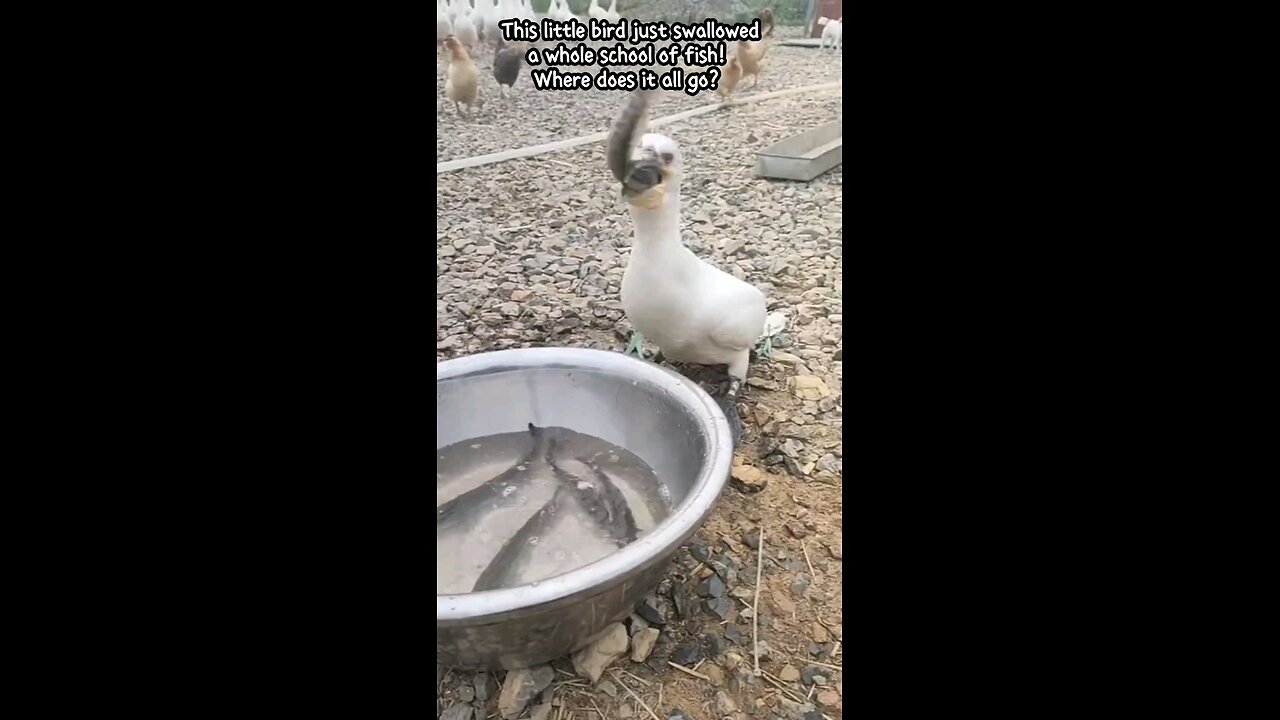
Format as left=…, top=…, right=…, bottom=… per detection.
left=759, top=8, right=775, bottom=37
left=736, top=40, right=769, bottom=89
left=444, top=35, right=478, bottom=117
left=717, top=56, right=743, bottom=101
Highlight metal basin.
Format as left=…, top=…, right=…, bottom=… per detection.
left=436, top=348, right=734, bottom=670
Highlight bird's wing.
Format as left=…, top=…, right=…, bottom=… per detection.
left=707, top=290, right=767, bottom=352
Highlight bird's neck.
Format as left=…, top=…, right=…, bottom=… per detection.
left=629, top=192, right=683, bottom=249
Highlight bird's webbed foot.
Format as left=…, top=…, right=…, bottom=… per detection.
left=624, top=331, right=647, bottom=359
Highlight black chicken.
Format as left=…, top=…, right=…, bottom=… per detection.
left=493, top=39, right=525, bottom=102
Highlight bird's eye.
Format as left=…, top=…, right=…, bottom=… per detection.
left=660, top=152, right=674, bottom=164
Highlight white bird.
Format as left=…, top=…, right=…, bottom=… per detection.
left=605, top=0, right=620, bottom=23
left=606, top=93, right=767, bottom=444
left=446, top=0, right=459, bottom=23
left=588, top=0, right=607, bottom=21
left=455, top=10, right=479, bottom=49
left=478, top=0, right=497, bottom=37
left=818, top=17, right=843, bottom=52
left=437, top=0, right=454, bottom=47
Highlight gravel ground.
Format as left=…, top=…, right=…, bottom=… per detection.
left=437, top=23, right=842, bottom=720
left=436, top=26, right=843, bottom=162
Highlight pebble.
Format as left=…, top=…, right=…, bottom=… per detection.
left=812, top=622, right=830, bottom=643
left=828, top=544, right=842, bottom=559
left=723, top=623, right=745, bottom=644
left=631, top=627, right=660, bottom=662
left=791, top=573, right=811, bottom=597
left=785, top=521, right=810, bottom=538
left=730, top=464, right=768, bottom=492
left=690, top=543, right=712, bottom=563
left=741, top=527, right=761, bottom=549
left=703, top=662, right=726, bottom=687
left=597, top=679, right=617, bottom=698
left=457, top=686, right=475, bottom=703
left=801, top=665, right=825, bottom=685
left=636, top=594, right=666, bottom=625
left=671, top=640, right=701, bottom=666
left=791, top=375, right=831, bottom=401
left=618, top=705, right=634, bottom=719
left=703, top=632, right=728, bottom=658
left=706, top=596, right=732, bottom=620
left=779, top=665, right=801, bottom=682
left=715, top=690, right=737, bottom=715
left=696, top=575, right=725, bottom=598
left=668, top=709, right=694, bottom=720
left=754, top=640, right=772, bottom=663
left=473, top=672, right=494, bottom=702
left=816, top=691, right=840, bottom=708
left=498, top=665, right=554, bottom=720
left=440, top=705, right=473, bottom=720
left=571, top=623, right=629, bottom=683
left=530, top=705, right=552, bottom=720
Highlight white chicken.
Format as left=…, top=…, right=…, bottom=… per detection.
left=818, top=17, right=842, bottom=52
left=605, top=0, right=620, bottom=23
left=521, top=0, right=535, bottom=21
left=437, top=0, right=454, bottom=53
left=454, top=10, right=479, bottom=50
left=588, top=0, right=607, bottom=21
left=606, top=93, right=767, bottom=445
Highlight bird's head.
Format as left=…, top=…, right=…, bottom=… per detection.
left=607, top=92, right=682, bottom=211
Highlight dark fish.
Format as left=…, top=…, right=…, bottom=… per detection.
left=607, top=91, right=650, bottom=186
left=435, top=424, right=553, bottom=531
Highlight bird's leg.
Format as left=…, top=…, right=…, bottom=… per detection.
left=455, top=101, right=463, bottom=117
left=624, top=331, right=647, bottom=359
left=715, top=351, right=750, bottom=447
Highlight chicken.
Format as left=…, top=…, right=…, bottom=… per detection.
left=454, top=10, right=479, bottom=50
left=437, top=0, right=454, bottom=55
left=716, top=56, right=743, bottom=101
left=588, top=0, right=607, bottom=21
left=444, top=36, right=479, bottom=116
left=605, top=0, right=621, bottom=23
left=759, top=7, right=775, bottom=37
left=493, top=40, right=525, bottom=100
left=736, top=40, right=768, bottom=88
left=818, top=17, right=842, bottom=53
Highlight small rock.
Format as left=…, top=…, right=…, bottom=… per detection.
left=816, top=691, right=839, bottom=708
left=571, top=623, right=629, bottom=683
left=772, top=591, right=797, bottom=614
left=668, top=709, right=694, bottom=720
left=690, top=543, right=712, bottom=563
left=703, top=663, right=725, bottom=687
left=791, top=375, right=830, bottom=401
left=696, top=575, right=725, bottom=598
left=474, top=672, right=495, bottom=702
left=742, top=527, right=761, bottom=549
left=779, top=665, right=801, bottom=682
left=635, top=594, right=666, bottom=625
left=511, top=289, right=533, bottom=301
left=628, top=613, right=649, bottom=635
left=828, top=545, right=842, bottom=560
left=785, top=521, right=810, bottom=539
left=754, top=640, right=772, bottom=663
left=730, top=464, right=768, bottom=492
left=631, top=627, right=659, bottom=662
left=791, top=573, right=811, bottom=597
left=704, top=633, right=728, bottom=658
left=458, top=686, right=475, bottom=703
left=671, top=640, right=701, bottom=666
left=530, top=704, right=553, bottom=720
left=498, top=665, right=555, bottom=719
left=706, top=596, right=732, bottom=620
left=672, top=584, right=691, bottom=619
left=440, top=704, right=473, bottom=720
left=812, top=622, right=830, bottom=643
left=597, top=680, right=617, bottom=698
left=801, top=665, right=825, bottom=685
left=832, top=348, right=843, bottom=360
left=618, top=705, right=634, bottom=719
left=723, top=623, right=744, bottom=644
left=500, top=302, right=520, bottom=317
left=715, top=690, right=737, bottom=715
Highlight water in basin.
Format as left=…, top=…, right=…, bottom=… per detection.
left=436, top=424, right=672, bottom=594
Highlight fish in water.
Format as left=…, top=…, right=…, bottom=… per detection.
left=436, top=424, right=670, bottom=594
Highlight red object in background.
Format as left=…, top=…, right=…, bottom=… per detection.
left=810, top=0, right=843, bottom=37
